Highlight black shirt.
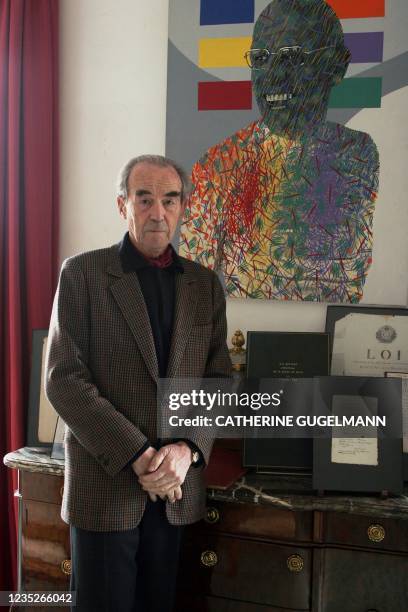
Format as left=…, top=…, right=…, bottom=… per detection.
left=119, top=233, right=201, bottom=465
left=119, top=232, right=184, bottom=378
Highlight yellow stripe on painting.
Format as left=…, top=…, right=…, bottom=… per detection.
left=198, top=36, right=252, bottom=68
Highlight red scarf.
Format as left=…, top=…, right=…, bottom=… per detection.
left=145, top=245, right=173, bottom=268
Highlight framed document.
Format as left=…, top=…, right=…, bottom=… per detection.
left=244, top=332, right=329, bottom=472
left=325, top=305, right=408, bottom=375
left=385, top=371, right=408, bottom=478
left=313, top=376, right=403, bottom=494
left=27, top=329, right=58, bottom=448
left=246, top=331, right=330, bottom=379
left=325, top=305, right=408, bottom=480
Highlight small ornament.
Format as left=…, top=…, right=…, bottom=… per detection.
left=229, top=330, right=246, bottom=371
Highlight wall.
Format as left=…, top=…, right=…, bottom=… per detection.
left=60, top=0, right=169, bottom=258
left=60, top=0, right=359, bottom=342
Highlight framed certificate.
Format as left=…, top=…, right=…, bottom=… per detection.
left=325, top=306, right=408, bottom=480
left=313, top=376, right=403, bottom=494
left=385, top=371, right=408, bottom=478
left=325, top=305, right=408, bottom=375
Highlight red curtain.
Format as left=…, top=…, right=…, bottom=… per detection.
left=0, top=0, right=59, bottom=590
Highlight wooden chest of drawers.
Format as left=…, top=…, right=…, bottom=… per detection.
left=3, top=453, right=407, bottom=612
left=20, top=471, right=70, bottom=591
left=176, top=500, right=408, bottom=612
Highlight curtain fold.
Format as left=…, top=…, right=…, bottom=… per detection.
left=0, top=0, right=59, bottom=590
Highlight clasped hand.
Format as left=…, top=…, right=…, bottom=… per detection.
left=132, top=442, right=192, bottom=503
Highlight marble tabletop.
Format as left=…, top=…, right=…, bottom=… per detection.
left=4, top=447, right=64, bottom=475
left=4, top=447, right=408, bottom=520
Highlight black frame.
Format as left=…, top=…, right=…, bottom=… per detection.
left=244, top=331, right=330, bottom=472
left=51, top=416, right=65, bottom=460
left=325, top=305, right=408, bottom=480
left=27, top=329, right=57, bottom=448
left=325, top=304, right=408, bottom=365
left=313, top=376, right=403, bottom=494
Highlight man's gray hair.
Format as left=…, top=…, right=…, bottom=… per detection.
left=116, top=154, right=191, bottom=201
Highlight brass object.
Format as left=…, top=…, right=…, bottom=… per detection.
left=61, top=559, right=72, bottom=575
left=205, top=507, right=220, bottom=524
left=367, top=524, right=385, bottom=543
left=287, top=554, right=304, bottom=572
left=229, top=330, right=246, bottom=372
left=201, top=550, right=218, bottom=567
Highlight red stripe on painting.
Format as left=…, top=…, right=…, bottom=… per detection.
left=198, top=81, right=252, bottom=111
left=326, top=0, right=385, bottom=19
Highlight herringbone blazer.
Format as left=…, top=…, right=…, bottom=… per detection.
left=45, top=241, right=232, bottom=531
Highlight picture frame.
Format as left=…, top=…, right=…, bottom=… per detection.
left=325, top=305, right=408, bottom=369
left=313, top=376, right=403, bottom=494
left=27, top=329, right=59, bottom=448
left=51, top=416, right=66, bottom=460
left=385, top=371, right=408, bottom=479
left=325, top=305, right=408, bottom=481
left=243, top=331, right=330, bottom=472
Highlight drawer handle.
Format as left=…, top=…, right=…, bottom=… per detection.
left=287, top=554, right=304, bottom=572
left=205, top=507, right=220, bottom=524
left=200, top=550, right=218, bottom=568
left=60, top=486, right=64, bottom=498
left=61, top=559, right=72, bottom=576
left=367, top=524, right=385, bottom=543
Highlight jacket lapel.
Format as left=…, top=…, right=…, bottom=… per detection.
left=167, top=268, right=198, bottom=378
left=107, top=247, right=159, bottom=382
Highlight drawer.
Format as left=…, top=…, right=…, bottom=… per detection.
left=316, top=548, right=408, bottom=612
left=179, top=532, right=311, bottom=610
left=176, top=592, right=300, bottom=611
left=323, top=512, right=408, bottom=553
left=22, top=500, right=71, bottom=588
left=203, top=501, right=313, bottom=542
left=21, top=471, right=64, bottom=505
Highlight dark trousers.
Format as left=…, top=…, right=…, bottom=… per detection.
left=70, top=499, right=184, bottom=612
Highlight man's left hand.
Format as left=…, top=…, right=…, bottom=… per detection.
left=138, top=442, right=192, bottom=497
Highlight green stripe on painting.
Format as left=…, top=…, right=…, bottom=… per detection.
left=328, top=78, right=382, bottom=108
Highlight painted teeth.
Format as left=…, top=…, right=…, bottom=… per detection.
left=266, top=93, right=293, bottom=102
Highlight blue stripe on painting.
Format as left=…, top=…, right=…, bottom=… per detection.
left=200, top=0, right=255, bottom=26
left=344, top=32, right=384, bottom=63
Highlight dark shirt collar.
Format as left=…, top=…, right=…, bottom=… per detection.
left=119, top=232, right=184, bottom=274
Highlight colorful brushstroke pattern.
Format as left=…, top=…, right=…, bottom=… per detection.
left=180, top=121, right=379, bottom=301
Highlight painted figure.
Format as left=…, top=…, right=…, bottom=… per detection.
left=179, top=0, right=379, bottom=302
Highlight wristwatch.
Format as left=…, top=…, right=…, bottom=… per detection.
left=191, top=450, right=200, bottom=464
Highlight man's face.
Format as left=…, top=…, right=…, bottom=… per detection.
left=117, top=162, right=184, bottom=257
left=251, top=1, right=342, bottom=131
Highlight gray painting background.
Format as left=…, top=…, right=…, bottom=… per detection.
left=166, top=0, right=408, bottom=172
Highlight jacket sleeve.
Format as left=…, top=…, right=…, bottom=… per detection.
left=204, top=272, right=232, bottom=379
left=183, top=271, right=232, bottom=466
left=45, top=257, right=149, bottom=477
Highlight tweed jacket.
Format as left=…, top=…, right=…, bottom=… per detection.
left=45, top=241, right=232, bottom=531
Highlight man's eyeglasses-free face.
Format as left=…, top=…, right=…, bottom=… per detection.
left=244, top=45, right=335, bottom=70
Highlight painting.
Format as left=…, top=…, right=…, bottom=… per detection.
left=167, top=0, right=408, bottom=304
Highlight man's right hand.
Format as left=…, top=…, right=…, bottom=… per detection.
left=132, top=447, right=159, bottom=501
left=132, top=446, right=157, bottom=477
left=131, top=447, right=182, bottom=503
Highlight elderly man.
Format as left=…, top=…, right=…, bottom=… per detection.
left=45, top=155, right=231, bottom=611
left=180, top=0, right=379, bottom=303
